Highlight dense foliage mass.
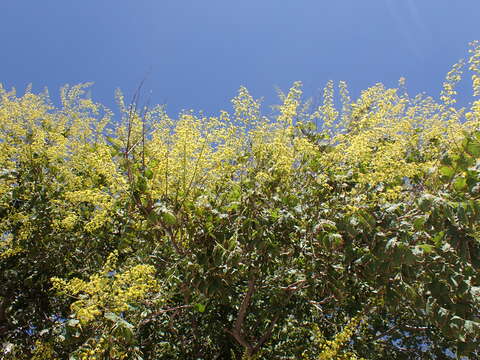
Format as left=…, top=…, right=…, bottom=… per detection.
left=1, top=42, right=480, bottom=359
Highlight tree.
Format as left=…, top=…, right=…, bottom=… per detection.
left=1, top=42, right=480, bottom=359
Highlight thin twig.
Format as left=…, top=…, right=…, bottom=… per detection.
left=138, top=304, right=193, bottom=327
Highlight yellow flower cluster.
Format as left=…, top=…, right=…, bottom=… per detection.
left=440, top=59, right=465, bottom=106
left=74, top=334, right=135, bottom=360
left=51, top=251, right=160, bottom=325
left=62, top=189, right=115, bottom=232
left=277, top=81, right=302, bottom=126
left=0, top=232, right=24, bottom=259
left=314, top=80, right=339, bottom=135
left=319, top=74, right=479, bottom=189
left=75, top=336, right=123, bottom=360
left=308, top=316, right=365, bottom=360
left=231, top=86, right=261, bottom=126
left=0, top=83, right=126, bottom=241
left=1, top=42, right=479, bottom=264
left=133, top=82, right=318, bottom=203
left=31, top=340, right=58, bottom=360
left=469, top=40, right=480, bottom=96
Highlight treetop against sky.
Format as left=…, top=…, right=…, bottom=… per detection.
left=1, top=0, right=479, bottom=115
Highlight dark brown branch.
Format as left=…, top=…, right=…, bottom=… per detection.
left=0, top=298, right=6, bottom=323
left=165, top=227, right=184, bottom=255
left=252, top=278, right=313, bottom=353
left=235, top=277, right=256, bottom=332
left=0, top=297, right=9, bottom=336
left=252, top=313, right=280, bottom=354
left=225, top=276, right=256, bottom=354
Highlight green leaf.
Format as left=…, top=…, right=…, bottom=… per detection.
left=417, top=244, right=435, bottom=253
left=137, top=176, right=148, bottom=192
left=440, top=154, right=452, bottom=165
left=413, top=216, right=427, bottom=231
left=433, top=231, right=445, bottom=247
left=437, top=307, right=449, bottom=322
left=450, top=315, right=464, bottom=334
left=466, top=140, right=480, bottom=157
left=144, top=168, right=154, bottom=179
left=439, top=166, right=455, bottom=178
left=453, top=177, right=467, bottom=191
left=328, top=233, right=343, bottom=248
left=464, top=320, right=480, bottom=335
left=470, top=286, right=480, bottom=298
left=67, top=319, right=79, bottom=328
left=194, top=303, right=206, bottom=313
left=105, top=312, right=133, bottom=327
left=104, top=312, right=121, bottom=322
left=162, top=211, right=177, bottom=225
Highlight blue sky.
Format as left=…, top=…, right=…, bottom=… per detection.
left=1, top=0, right=479, bottom=117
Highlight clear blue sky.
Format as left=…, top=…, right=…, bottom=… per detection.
left=1, top=0, right=479, bottom=117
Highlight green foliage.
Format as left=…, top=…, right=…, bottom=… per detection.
left=1, top=43, right=480, bottom=359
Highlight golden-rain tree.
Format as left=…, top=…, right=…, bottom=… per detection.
left=1, top=42, right=480, bottom=359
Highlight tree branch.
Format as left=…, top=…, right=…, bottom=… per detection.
left=225, top=276, right=256, bottom=354
left=138, top=304, right=193, bottom=327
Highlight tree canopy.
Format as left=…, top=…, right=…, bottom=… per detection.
left=1, top=42, right=480, bottom=359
